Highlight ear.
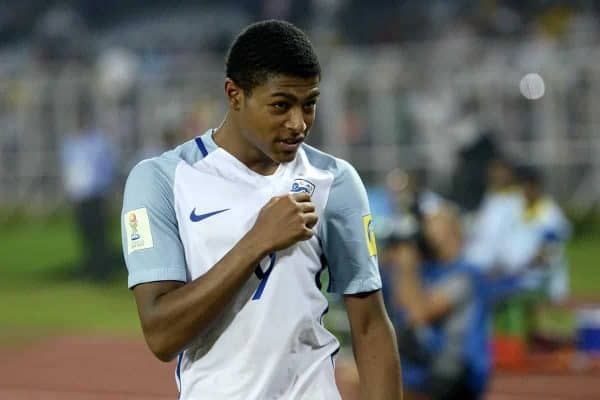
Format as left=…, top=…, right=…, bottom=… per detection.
left=225, top=78, right=244, bottom=111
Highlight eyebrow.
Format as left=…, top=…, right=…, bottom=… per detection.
left=270, top=90, right=321, bottom=101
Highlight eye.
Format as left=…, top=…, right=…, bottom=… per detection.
left=303, top=100, right=317, bottom=112
left=271, top=102, right=290, bottom=112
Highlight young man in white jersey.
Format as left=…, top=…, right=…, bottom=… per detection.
left=121, top=20, right=402, bottom=400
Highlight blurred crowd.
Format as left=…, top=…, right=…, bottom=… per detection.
left=373, top=144, right=571, bottom=398
left=1, top=1, right=599, bottom=197
left=1, top=0, right=598, bottom=204
left=1, top=1, right=599, bottom=50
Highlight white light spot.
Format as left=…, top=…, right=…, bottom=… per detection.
left=520, top=73, right=545, bottom=100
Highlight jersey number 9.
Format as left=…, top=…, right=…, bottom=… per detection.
left=252, top=252, right=277, bottom=300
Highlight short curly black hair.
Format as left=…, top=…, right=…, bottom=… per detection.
left=225, top=20, right=321, bottom=95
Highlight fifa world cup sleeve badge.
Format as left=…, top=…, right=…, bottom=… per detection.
left=362, top=214, right=377, bottom=257
left=125, top=208, right=154, bottom=254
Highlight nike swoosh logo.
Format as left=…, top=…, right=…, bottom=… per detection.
left=190, top=208, right=230, bottom=222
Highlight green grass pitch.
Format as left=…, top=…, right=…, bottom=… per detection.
left=0, top=214, right=598, bottom=343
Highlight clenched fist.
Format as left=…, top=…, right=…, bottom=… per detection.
left=249, top=193, right=318, bottom=253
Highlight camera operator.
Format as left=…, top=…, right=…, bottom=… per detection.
left=381, top=202, right=490, bottom=400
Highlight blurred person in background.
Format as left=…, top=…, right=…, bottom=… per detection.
left=378, top=169, right=489, bottom=399
left=516, top=166, right=571, bottom=304
left=461, top=155, right=530, bottom=351
left=464, top=156, right=522, bottom=277
left=32, top=3, right=92, bottom=69
left=59, top=100, right=118, bottom=282
left=464, top=156, right=571, bottom=352
left=381, top=207, right=490, bottom=400
left=450, top=129, right=499, bottom=214
left=493, top=166, right=572, bottom=350
left=375, top=168, right=445, bottom=240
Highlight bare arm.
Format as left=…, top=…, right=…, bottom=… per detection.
left=133, top=233, right=266, bottom=362
left=392, top=242, right=453, bottom=326
left=133, top=193, right=317, bottom=362
left=345, top=290, right=402, bottom=400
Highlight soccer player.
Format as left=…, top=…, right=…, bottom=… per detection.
left=121, top=20, right=402, bottom=399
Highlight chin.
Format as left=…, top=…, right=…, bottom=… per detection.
left=275, top=151, right=298, bottom=163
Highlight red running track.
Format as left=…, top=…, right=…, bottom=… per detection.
left=0, top=336, right=598, bottom=400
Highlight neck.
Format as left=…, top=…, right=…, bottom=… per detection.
left=212, top=114, right=279, bottom=175
left=526, top=195, right=541, bottom=208
left=491, top=184, right=514, bottom=193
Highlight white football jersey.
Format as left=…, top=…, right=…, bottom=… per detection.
left=121, top=129, right=382, bottom=400
left=508, top=197, right=571, bottom=300
left=464, top=190, right=524, bottom=273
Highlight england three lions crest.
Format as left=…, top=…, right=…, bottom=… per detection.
left=290, top=178, right=315, bottom=196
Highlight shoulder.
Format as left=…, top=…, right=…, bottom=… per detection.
left=539, top=197, right=570, bottom=230
left=126, top=138, right=205, bottom=185
left=302, top=145, right=370, bottom=221
left=540, top=197, right=562, bottom=213
left=126, top=157, right=175, bottom=189
left=302, top=144, right=360, bottom=183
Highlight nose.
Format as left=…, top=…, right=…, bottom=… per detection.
left=284, top=108, right=307, bottom=134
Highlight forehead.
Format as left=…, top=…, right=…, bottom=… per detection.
left=254, top=74, right=320, bottom=98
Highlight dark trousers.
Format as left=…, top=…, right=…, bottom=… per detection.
left=73, top=195, right=111, bottom=280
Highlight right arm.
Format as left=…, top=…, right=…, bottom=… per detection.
left=122, top=163, right=317, bottom=362
left=392, top=243, right=453, bottom=326
left=134, top=193, right=317, bottom=362
left=132, top=231, right=266, bottom=362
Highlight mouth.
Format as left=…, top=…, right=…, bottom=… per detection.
left=276, top=137, right=304, bottom=152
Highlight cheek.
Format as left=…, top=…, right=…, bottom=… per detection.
left=244, top=107, right=265, bottom=126
left=305, top=111, right=316, bottom=126
left=243, top=113, right=282, bottom=147
left=242, top=107, right=271, bottom=132
left=250, top=106, right=279, bottom=126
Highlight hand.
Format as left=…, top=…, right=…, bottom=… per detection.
left=528, top=246, right=553, bottom=269
left=249, top=193, right=318, bottom=253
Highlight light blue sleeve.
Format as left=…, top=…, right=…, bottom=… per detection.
left=121, top=158, right=187, bottom=288
left=319, top=160, right=382, bottom=295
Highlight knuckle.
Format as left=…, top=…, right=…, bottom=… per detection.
left=295, top=192, right=307, bottom=202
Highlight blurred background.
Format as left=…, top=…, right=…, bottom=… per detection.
left=0, top=1, right=599, bottom=399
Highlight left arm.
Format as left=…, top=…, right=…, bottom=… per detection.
left=317, top=159, right=402, bottom=398
left=345, top=290, right=402, bottom=400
